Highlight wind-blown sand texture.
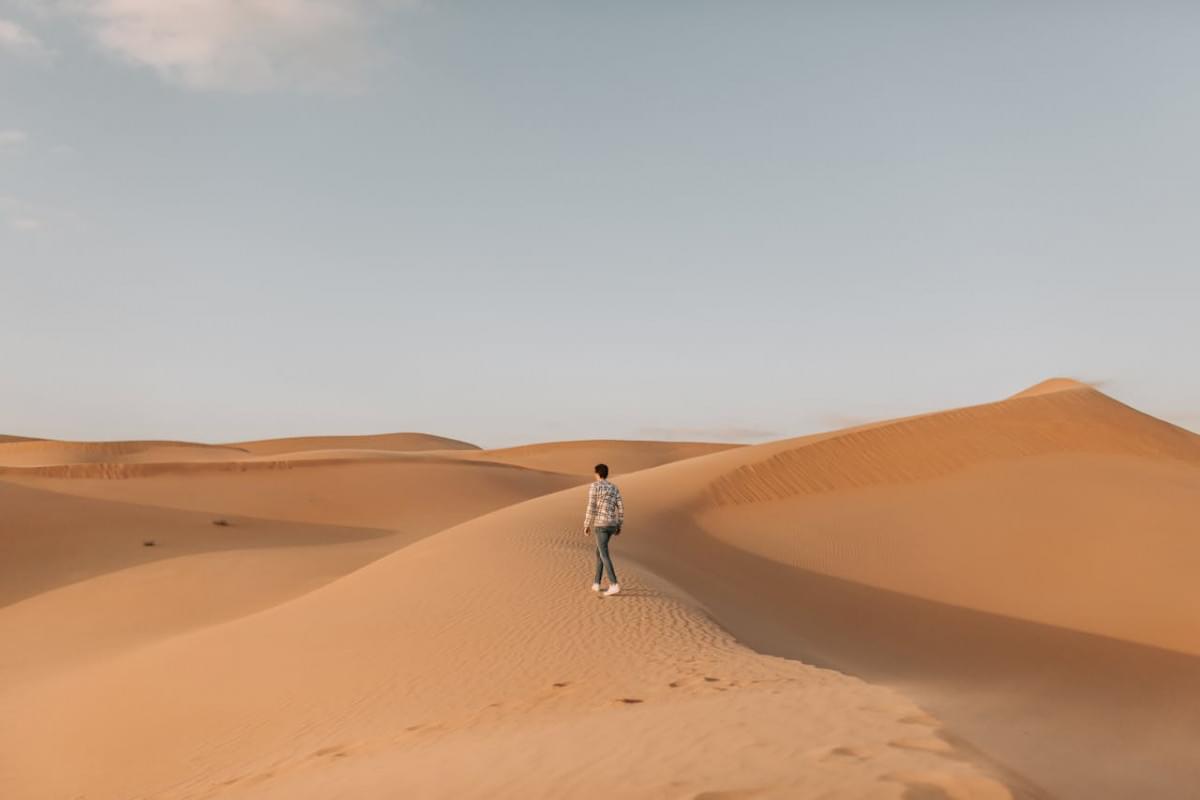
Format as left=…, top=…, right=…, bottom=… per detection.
left=1, top=379, right=1196, bottom=799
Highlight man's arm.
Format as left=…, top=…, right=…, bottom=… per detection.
left=615, top=490, right=625, bottom=526
left=583, top=483, right=597, bottom=530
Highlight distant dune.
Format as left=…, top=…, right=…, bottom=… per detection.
left=0, top=431, right=479, bottom=469
left=1, top=382, right=1196, bottom=799
left=454, top=439, right=741, bottom=475
left=0, top=434, right=40, bottom=444
left=0, top=439, right=251, bottom=467
left=3, top=457, right=582, bottom=530
left=227, top=431, right=479, bottom=456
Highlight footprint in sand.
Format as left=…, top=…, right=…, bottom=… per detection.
left=820, top=745, right=870, bottom=762
left=312, top=745, right=350, bottom=759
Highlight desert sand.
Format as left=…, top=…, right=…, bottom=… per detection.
left=1, top=379, right=1196, bottom=799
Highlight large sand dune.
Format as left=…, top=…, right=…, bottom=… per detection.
left=1, top=383, right=1195, bottom=798
left=0, top=485, right=1020, bottom=800
left=618, top=381, right=1200, bottom=799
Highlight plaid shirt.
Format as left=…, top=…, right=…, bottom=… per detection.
left=584, top=479, right=624, bottom=528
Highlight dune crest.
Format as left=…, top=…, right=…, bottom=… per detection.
left=0, top=432, right=479, bottom=469
left=455, top=439, right=741, bottom=475
left=1009, top=376, right=1092, bottom=398
left=228, top=431, right=478, bottom=456
left=704, top=385, right=1198, bottom=507
left=0, top=439, right=250, bottom=467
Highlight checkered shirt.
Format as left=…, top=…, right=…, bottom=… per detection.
left=584, top=479, right=624, bottom=528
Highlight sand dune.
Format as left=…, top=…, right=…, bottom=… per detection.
left=616, top=380, right=1200, bottom=798
left=0, top=434, right=40, bottom=444
left=0, top=487, right=1019, bottom=800
left=704, top=383, right=1197, bottom=506
left=0, top=479, right=391, bottom=608
left=0, top=454, right=587, bottom=730
left=0, top=535, right=402, bottom=688
left=692, top=384, right=1200, bottom=652
left=0, top=445, right=587, bottom=686
left=2, top=382, right=1196, bottom=798
left=228, top=431, right=478, bottom=456
left=0, top=431, right=477, bottom=468
left=0, top=438, right=251, bottom=467
left=453, top=438, right=741, bottom=475
left=3, top=458, right=583, bottom=529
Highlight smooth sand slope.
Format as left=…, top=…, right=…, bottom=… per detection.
left=0, top=452, right=583, bottom=692
left=0, top=486, right=1015, bottom=800
left=0, top=480, right=386, bottom=608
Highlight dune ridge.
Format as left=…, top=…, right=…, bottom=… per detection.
left=0, top=452, right=550, bottom=480
left=227, top=431, right=479, bottom=455
left=704, top=386, right=1198, bottom=507
left=0, top=439, right=251, bottom=467
left=0, top=434, right=40, bottom=443
left=453, top=439, right=742, bottom=475
left=1008, top=376, right=1091, bottom=398
left=0, top=431, right=479, bottom=469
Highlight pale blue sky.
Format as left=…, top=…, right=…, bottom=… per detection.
left=2, top=1, right=1197, bottom=446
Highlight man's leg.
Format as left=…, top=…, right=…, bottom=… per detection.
left=596, top=526, right=619, bottom=584
left=594, top=544, right=605, bottom=585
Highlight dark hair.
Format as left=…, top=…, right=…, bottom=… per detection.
left=594, top=463, right=609, bottom=479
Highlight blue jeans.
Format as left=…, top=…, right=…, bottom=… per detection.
left=593, top=525, right=620, bottom=584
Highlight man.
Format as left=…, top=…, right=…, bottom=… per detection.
left=584, top=463, right=624, bottom=596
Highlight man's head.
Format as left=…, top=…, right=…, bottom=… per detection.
left=594, top=463, right=609, bottom=480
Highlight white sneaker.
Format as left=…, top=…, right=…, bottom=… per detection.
left=604, top=584, right=621, bottom=596
left=591, top=583, right=601, bottom=592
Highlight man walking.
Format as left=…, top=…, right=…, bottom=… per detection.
left=585, top=463, right=624, bottom=596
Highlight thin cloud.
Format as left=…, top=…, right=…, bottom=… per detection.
left=0, top=17, right=51, bottom=59
left=638, top=425, right=779, bottom=443
left=0, top=129, right=29, bottom=150
left=62, top=0, right=407, bottom=92
left=8, top=216, right=41, bottom=231
left=0, top=195, right=78, bottom=234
